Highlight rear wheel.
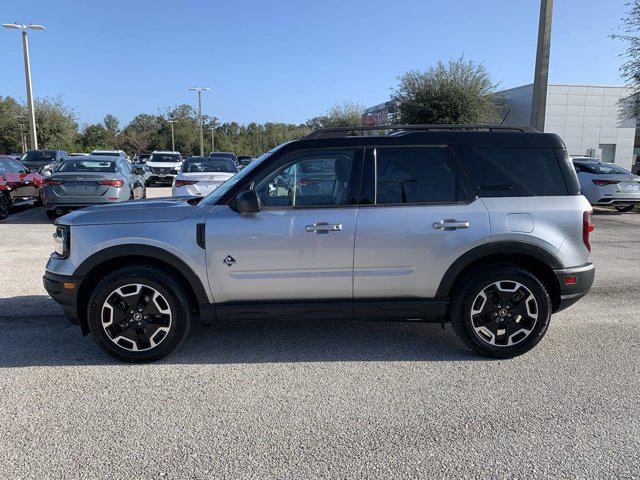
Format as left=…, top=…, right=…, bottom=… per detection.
left=614, top=204, right=635, bottom=213
left=45, top=210, right=59, bottom=220
left=0, top=191, right=11, bottom=220
left=450, top=265, right=552, bottom=358
left=87, top=266, right=191, bottom=362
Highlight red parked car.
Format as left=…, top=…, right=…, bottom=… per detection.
left=0, top=155, right=45, bottom=220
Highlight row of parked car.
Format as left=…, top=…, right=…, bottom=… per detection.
left=2, top=145, right=638, bottom=222
left=0, top=149, right=255, bottom=220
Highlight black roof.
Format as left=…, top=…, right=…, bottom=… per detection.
left=291, top=125, right=565, bottom=150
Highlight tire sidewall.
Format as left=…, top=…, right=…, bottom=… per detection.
left=88, top=266, right=191, bottom=362
left=452, top=266, right=551, bottom=358
left=0, top=191, right=10, bottom=220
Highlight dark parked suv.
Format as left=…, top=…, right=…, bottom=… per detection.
left=44, top=125, right=594, bottom=362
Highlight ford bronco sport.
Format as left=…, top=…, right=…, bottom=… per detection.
left=44, top=125, right=595, bottom=362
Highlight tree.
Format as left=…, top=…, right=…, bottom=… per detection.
left=306, top=101, right=365, bottom=129
left=31, top=97, right=79, bottom=151
left=611, top=1, right=640, bottom=118
left=392, top=56, right=501, bottom=125
left=0, top=96, right=25, bottom=153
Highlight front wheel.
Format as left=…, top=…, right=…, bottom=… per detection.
left=614, top=205, right=635, bottom=213
left=450, top=265, right=552, bottom=358
left=0, top=190, right=11, bottom=220
left=87, top=266, right=192, bottom=362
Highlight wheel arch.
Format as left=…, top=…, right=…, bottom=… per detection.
left=74, top=245, right=210, bottom=334
left=437, top=241, right=563, bottom=312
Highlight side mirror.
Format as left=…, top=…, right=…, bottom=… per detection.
left=235, top=190, right=261, bottom=214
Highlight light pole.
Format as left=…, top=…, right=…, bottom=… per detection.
left=3, top=22, right=46, bottom=150
left=531, top=0, right=553, bottom=132
left=168, top=120, right=177, bottom=151
left=209, top=126, right=215, bottom=153
left=189, top=87, right=209, bottom=156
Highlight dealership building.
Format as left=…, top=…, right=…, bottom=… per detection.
left=363, top=83, right=638, bottom=171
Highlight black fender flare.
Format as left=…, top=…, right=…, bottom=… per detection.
left=435, top=241, right=563, bottom=298
left=74, top=244, right=210, bottom=305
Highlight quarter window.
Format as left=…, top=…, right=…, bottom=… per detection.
left=254, top=150, right=355, bottom=208
left=375, top=147, right=469, bottom=204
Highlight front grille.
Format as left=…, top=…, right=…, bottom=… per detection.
left=150, top=167, right=174, bottom=174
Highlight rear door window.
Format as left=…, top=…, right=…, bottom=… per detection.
left=374, top=147, right=470, bottom=204
left=454, top=146, right=568, bottom=197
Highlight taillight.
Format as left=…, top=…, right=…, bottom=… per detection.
left=583, top=211, right=594, bottom=252
left=43, top=179, right=62, bottom=187
left=592, top=179, right=620, bottom=186
left=174, top=180, right=197, bottom=187
left=99, top=179, right=124, bottom=187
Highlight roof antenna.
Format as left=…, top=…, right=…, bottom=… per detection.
left=500, top=106, right=512, bottom=126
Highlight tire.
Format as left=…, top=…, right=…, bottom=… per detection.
left=614, top=205, right=635, bottom=213
left=145, top=179, right=152, bottom=187
left=87, top=265, right=192, bottom=362
left=0, top=190, right=11, bottom=220
left=450, top=265, right=552, bottom=358
left=34, top=190, right=43, bottom=207
left=45, top=210, right=59, bottom=220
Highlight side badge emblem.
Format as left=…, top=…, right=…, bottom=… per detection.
left=223, top=255, right=236, bottom=267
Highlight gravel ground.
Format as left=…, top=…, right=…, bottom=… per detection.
left=0, top=192, right=638, bottom=479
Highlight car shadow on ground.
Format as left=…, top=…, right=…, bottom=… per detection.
left=0, top=295, right=477, bottom=368
left=4, top=204, right=52, bottom=225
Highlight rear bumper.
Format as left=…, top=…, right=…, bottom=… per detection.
left=554, top=263, right=595, bottom=312
left=43, top=270, right=83, bottom=323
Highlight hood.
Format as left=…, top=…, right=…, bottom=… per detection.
left=57, top=197, right=202, bottom=226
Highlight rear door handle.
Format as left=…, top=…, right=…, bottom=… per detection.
left=305, top=222, right=343, bottom=234
left=432, top=219, right=470, bottom=230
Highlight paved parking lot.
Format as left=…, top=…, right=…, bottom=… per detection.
left=0, top=191, right=638, bottom=479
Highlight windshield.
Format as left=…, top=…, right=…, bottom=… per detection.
left=183, top=157, right=238, bottom=173
left=200, top=143, right=290, bottom=205
left=150, top=153, right=181, bottom=163
left=57, top=160, right=116, bottom=173
left=22, top=151, right=56, bottom=162
left=578, top=162, right=632, bottom=175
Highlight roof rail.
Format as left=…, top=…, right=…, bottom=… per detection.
left=304, top=124, right=538, bottom=139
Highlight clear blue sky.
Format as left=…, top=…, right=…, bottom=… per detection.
left=0, top=0, right=629, bottom=127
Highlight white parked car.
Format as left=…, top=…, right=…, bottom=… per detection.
left=172, top=156, right=238, bottom=197
left=145, top=151, right=183, bottom=186
left=91, top=150, right=128, bottom=161
left=573, top=159, right=640, bottom=212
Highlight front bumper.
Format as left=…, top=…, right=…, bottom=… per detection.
left=554, top=262, right=595, bottom=312
left=43, top=270, right=83, bottom=323
left=148, top=174, right=177, bottom=183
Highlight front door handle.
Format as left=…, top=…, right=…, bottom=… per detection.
left=433, top=219, right=470, bottom=230
left=305, top=222, right=343, bottom=234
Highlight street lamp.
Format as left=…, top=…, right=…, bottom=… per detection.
left=3, top=22, right=46, bottom=150
left=167, top=120, right=177, bottom=152
left=189, top=87, right=210, bottom=156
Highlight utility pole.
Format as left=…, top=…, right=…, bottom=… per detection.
left=209, top=126, right=215, bottom=153
left=168, top=120, right=176, bottom=151
left=3, top=22, right=46, bottom=150
left=531, top=0, right=553, bottom=132
left=189, top=87, right=209, bottom=156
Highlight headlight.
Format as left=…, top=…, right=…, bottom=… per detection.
left=53, top=225, right=70, bottom=258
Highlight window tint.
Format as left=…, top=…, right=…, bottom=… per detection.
left=58, top=160, right=116, bottom=173
left=375, top=147, right=469, bottom=204
left=455, top=146, right=568, bottom=197
left=254, top=149, right=355, bottom=208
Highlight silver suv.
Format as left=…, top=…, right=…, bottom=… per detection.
left=43, top=125, right=595, bottom=362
